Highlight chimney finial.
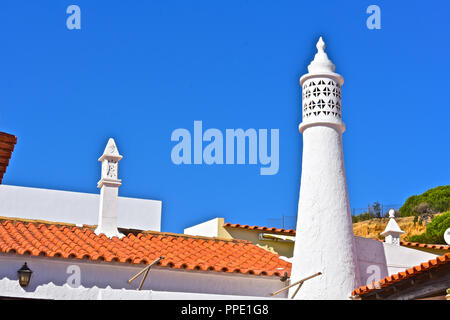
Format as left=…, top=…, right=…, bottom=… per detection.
left=307, top=36, right=336, bottom=74
left=316, top=36, right=325, bottom=52
left=388, top=208, right=395, bottom=219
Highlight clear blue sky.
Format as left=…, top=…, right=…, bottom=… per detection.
left=1, top=1, right=449, bottom=233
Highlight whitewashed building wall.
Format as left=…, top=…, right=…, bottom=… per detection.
left=0, top=254, right=288, bottom=299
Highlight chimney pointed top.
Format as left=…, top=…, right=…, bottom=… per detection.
left=104, top=138, right=119, bottom=155
left=307, top=36, right=336, bottom=74
left=316, top=36, right=325, bottom=52
left=98, top=138, right=122, bottom=187
left=99, top=138, right=122, bottom=162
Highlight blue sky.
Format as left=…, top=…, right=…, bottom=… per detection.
left=1, top=1, right=449, bottom=233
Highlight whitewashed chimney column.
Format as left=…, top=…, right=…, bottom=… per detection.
left=289, top=37, right=361, bottom=299
left=94, top=138, right=124, bottom=239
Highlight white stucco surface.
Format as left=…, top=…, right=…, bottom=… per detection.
left=355, top=236, right=389, bottom=285
left=355, top=236, right=438, bottom=286
left=95, top=184, right=124, bottom=238
left=291, top=125, right=361, bottom=299
left=0, top=277, right=281, bottom=300
left=382, top=242, right=438, bottom=275
left=0, top=254, right=287, bottom=299
left=0, top=185, right=162, bottom=231
left=184, top=218, right=221, bottom=237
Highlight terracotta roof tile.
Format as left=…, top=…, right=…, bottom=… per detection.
left=0, top=218, right=291, bottom=277
left=399, top=241, right=449, bottom=251
left=352, top=252, right=450, bottom=297
left=0, top=132, right=17, bottom=184
left=224, top=223, right=296, bottom=235
left=225, top=222, right=450, bottom=252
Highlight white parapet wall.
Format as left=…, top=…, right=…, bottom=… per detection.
left=0, top=278, right=282, bottom=300
left=0, top=185, right=162, bottom=231
left=0, top=253, right=287, bottom=299
left=184, top=218, right=222, bottom=237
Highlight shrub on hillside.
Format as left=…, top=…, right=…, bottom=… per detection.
left=352, top=212, right=376, bottom=223
left=399, top=185, right=450, bottom=217
left=408, top=211, right=450, bottom=244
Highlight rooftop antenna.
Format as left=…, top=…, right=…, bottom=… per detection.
left=270, top=272, right=322, bottom=299
left=128, top=256, right=164, bottom=290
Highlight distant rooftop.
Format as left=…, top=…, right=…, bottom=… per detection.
left=0, top=132, right=17, bottom=184
left=224, top=222, right=296, bottom=235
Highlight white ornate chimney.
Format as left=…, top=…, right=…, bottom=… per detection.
left=381, top=209, right=404, bottom=245
left=94, top=138, right=124, bottom=239
left=290, top=37, right=361, bottom=299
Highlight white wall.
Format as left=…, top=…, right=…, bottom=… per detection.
left=0, top=278, right=280, bottom=300
left=0, top=185, right=161, bottom=231
left=184, top=218, right=221, bottom=237
left=0, top=253, right=287, bottom=299
left=355, top=236, right=389, bottom=286
left=355, top=236, right=438, bottom=287
left=382, top=242, right=438, bottom=275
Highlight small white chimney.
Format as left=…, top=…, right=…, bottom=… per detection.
left=381, top=209, right=405, bottom=245
left=94, top=138, right=124, bottom=239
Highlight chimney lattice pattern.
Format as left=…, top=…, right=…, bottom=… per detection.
left=302, top=78, right=342, bottom=120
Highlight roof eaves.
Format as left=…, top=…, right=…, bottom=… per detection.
left=351, top=252, right=450, bottom=297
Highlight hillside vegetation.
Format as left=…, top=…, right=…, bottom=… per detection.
left=399, top=185, right=450, bottom=217
left=352, top=185, right=450, bottom=243
left=408, top=211, right=450, bottom=244
left=352, top=215, right=431, bottom=241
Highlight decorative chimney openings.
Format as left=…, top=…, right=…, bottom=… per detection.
left=95, top=138, right=124, bottom=239
left=299, top=37, right=345, bottom=133
left=302, top=78, right=342, bottom=120
left=381, top=209, right=405, bottom=245
left=98, top=138, right=123, bottom=188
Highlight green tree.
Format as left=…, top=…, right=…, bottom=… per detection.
left=372, top=201, right=382, bottom=218
left=352, top=203, right=379, bottom=223
left=408, top=211, right=450, bottom=244
left=399, top=185, right=450, bottom=217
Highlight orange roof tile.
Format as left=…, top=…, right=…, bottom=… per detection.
left=0, top=132, right=17, bottom=184
left=352, top=252, right=450, bottom=297
left=224, top=223, right=296, bottom=235
left=224, top=222, right=450, bottom=252
left=0, top=218, right=291, bottom=277
left=399, top=241, right=449, bottom=251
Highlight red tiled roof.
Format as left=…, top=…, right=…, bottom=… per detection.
left=352, top=252, right=450, bottom=297
left=399, top=241, right=449, bottom=251
left=223, top=223, right=449, bottom=251
left=0, top=132, right=17, bottom=184
left=224, top=223, right=296, bottom=235
left=0, top=218, right=291, bottom=277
